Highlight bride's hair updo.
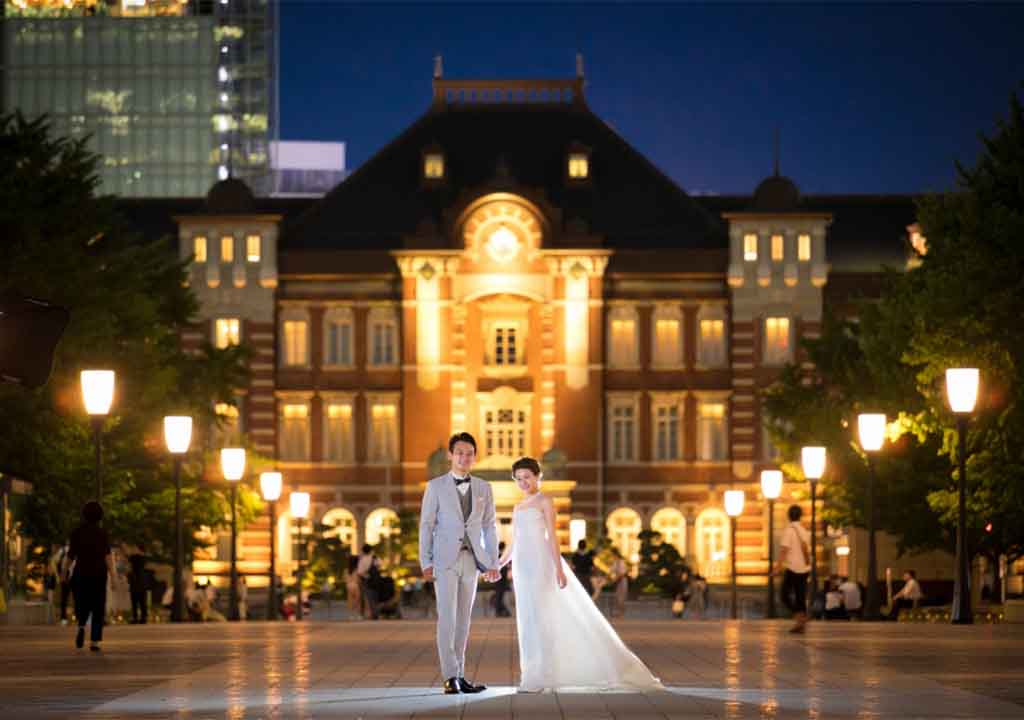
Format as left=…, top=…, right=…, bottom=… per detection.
left=512, top=456, right=541, bottom=476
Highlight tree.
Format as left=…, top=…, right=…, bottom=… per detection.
left=634, top=530, right=689, bottom=598
left=764, top=91, right=1024, bottom=566
left=0, top=113, right=258, bottom=576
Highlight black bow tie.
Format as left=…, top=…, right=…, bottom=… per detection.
left=453, top=475, right=470, bottom=486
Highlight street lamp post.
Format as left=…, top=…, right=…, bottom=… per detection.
left=163, top=416, right=193, bottom=623
left=801, top=447, right=827, bottom=605
left=260, top=472, right=282, bottom=621
left=290, top=491, right=310, bottom=621
left=760, top=471, right=783, bottom=619
left=724, top=489, right=745, bottom=620
left=947, top=368, right=979, bottom=625
left=221, top=448, right=246, bottom=622
left=857, top=413, right=886, bottom=620
left=80, top=370, right=115, bottom=498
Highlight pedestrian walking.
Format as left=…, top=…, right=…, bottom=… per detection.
left=345, top=555, right=362, bottom=616
left=356, top=544, right=380, bottom=620
left=777, top=504, right=812, bottom=633
left=128, top=545, right=149, bottom=624
left=571, top=539, right=596, bottom=597
left=67, top=502, right=119, bottom=651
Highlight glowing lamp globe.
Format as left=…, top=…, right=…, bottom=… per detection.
left=724, top=490, right=745, bottom=518
left=760, top=470, right=783, bottom=500
left=220, top=447, right=246, bottom=481
left=290, top=491, right=310, bottom=519
left=946, top=368, right=979, bottom=414
left=857, top=414, right=887, bottom=452
left=801, top=446, right=827, bottom=480
left=260, top=472, right=282, bottom=502
left=163, top=416, right=193, bottom=454
left=80, top=370, right=115, bottom=416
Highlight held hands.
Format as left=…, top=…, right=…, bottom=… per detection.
left=483, top=568, right=501, bottom=583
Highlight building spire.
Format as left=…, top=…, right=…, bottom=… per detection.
left=576, top=52, right=585, bottom=80
left=433, top=54, right=443, bottom=80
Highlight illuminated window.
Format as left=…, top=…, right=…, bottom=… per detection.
left=763, top=316, right=791, bottom=365
left=606, top=507, right=642, bottom=567
left=368, top=308, right=398, bottom=367
left=324, top=308, right=354, bottom=367
left=696, top=508, right=730, bottom=581
left=607, top=395, right=638, bottom=462
left=698, top=401, right=727, bottom=461
left=321, top=507, right=358, bottom=554
left=697, top=316, right=726, bottom=368
left=323, top=402, right=354, bottom=463
left=568, top=152, right=589, bottom=179
left=281, top=319, right=308, bottom=366
left=279, top=402, right=310, bottom=461
left=652, top=306, right=683, bottom=368
left=214, top=318, right=240, bottom=348
left=368, top=401, right=399, bottom=462
left=483, top=407, right=528, bottom=459
left=651, top=394, right=683, bottom=461
left=423, top=153, right=444, bottom=179
left=798, top=233, right=812, bottom=261
left=771, top=234, right=784, bottom=261
left=193, top=236, right=208, bottom=263
left=651, top=507, right=686, bottom=556
left=494, top=325, right=518, bottom=365
left=220, top=235, right=234, bottom=262
left=608, top=306, right=638, bottom=367
left=246, top=234, right=261, bottom=262
left=743, top=233, right=758, bottom=261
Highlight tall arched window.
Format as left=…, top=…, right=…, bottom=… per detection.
left=650, top=507, right=686, bottom=557
left=321, top=507, right=358, bottom=555
left=606, top=507, right=642, bottom=566
left=365, top=507, right=399, bottom=547
left=695, top=507, right=730, bottom=581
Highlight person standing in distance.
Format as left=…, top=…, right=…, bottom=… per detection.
left=419, top=432, right=500, bottom=695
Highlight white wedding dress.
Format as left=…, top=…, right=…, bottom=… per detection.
left=512, top=505, right=662, bottom=692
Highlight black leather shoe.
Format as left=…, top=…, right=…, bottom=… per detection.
left=458, top=677, right=485, bottom=693
left=443, top=677, right=461, bottom=695
left=75, top=628, right=84, bottom=649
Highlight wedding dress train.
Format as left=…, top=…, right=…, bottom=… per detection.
left=512, top=506, right=662, bottom=692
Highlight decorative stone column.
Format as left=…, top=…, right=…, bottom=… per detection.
left=395, top=255, right=458, bottom=391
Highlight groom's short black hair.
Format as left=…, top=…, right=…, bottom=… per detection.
left=448, top=432, right=477, bottom=453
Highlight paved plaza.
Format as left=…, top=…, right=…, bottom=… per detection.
left=2, top=617, right=1023, bottom=719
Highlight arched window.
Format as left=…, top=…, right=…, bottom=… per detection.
left=365, top=507, right=399, bottom=547
left=321, top=507, right=358, bottom=555
left=605, top=507, right=642, bottom=566
left=650, top=507, right=686, bottom=557
left=696, top=507, right=730, bottom=581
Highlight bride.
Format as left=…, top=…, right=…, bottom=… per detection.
left=498, top=456, right=661, bottom=693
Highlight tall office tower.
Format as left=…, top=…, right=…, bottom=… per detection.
left=2, top=0, right=278, bottom=197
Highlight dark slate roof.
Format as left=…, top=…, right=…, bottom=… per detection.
left=695, top=194, right=919, bottom=272
left=283, top=95, right=724, bottom=251
left=115, top=197, right=314, bottom=243
left=206, top=178, right=256, bottom=214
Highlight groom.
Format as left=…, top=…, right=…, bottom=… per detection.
left=419, top=432, right=500, bottom=695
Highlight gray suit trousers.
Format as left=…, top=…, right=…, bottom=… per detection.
left=433, top=548, right=479, bottom=679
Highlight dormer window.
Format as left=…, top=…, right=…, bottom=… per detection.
left=770, top=234, right=784, bottom=261
left=568, top=152, right=589, bottom=179
left=423, top=152, right=445, bottom=179
left=798, top=233, right=812, bottom=261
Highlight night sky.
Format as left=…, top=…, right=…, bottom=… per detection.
left=280, top=2, right=1024, bottom=195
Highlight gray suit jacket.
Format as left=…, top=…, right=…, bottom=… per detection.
left=419, top=472, right=499, bottom=573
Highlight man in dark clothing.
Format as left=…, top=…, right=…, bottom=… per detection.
left=571, top=540, right=595, bottom=597
left=67, top=501, right=116, bottom=651
left=128, top=545, right=149, bottom=624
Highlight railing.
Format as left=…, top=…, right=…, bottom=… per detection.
left=433, top=78, right=585, bottom=107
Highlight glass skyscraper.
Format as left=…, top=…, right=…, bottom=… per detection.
left=2, top=0, right=277, bottom=197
